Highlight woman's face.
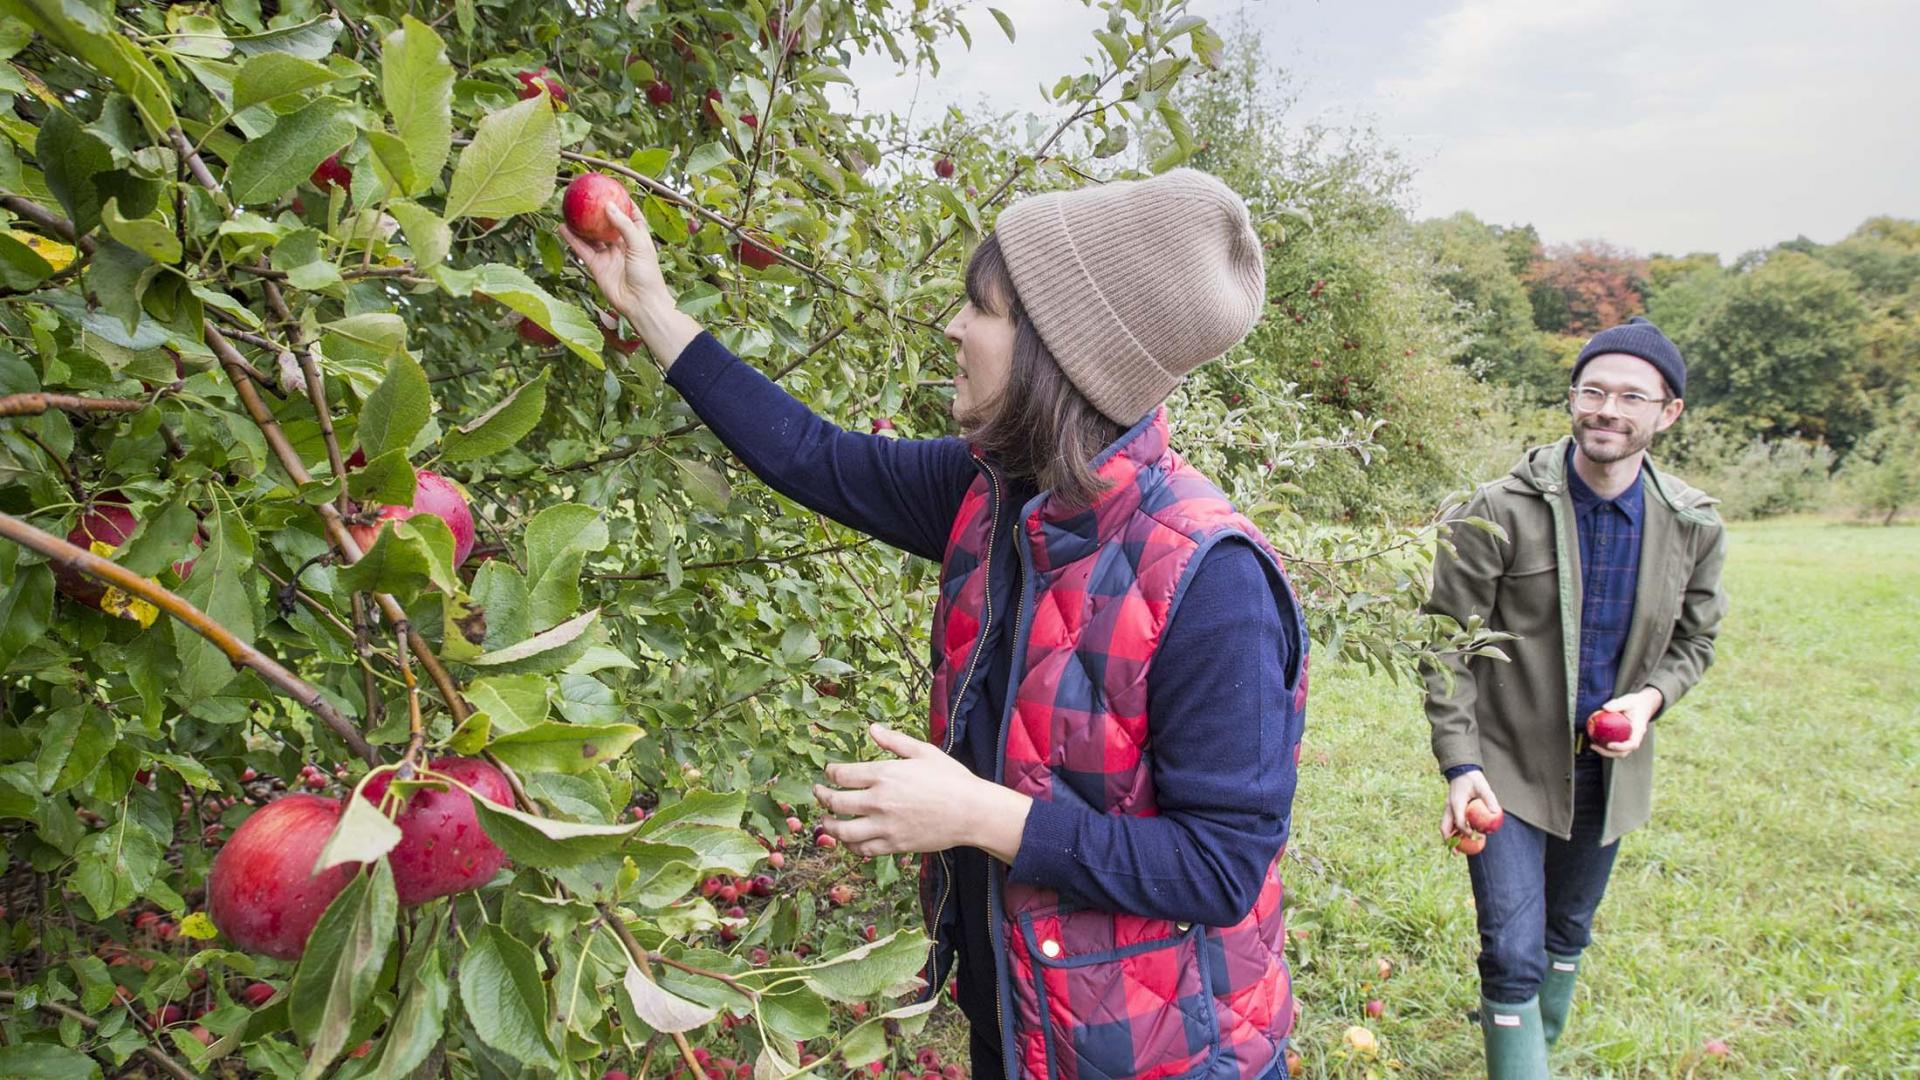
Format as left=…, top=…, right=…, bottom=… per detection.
left=944, top=298, right=1016, bottom=427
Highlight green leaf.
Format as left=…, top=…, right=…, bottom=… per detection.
left=642, top=822, right=765, bottom=876
left=0, top=1044, right=102, bottom=1080
left=338, top=513, right=459, bottom=597
left=465, top=674, right=551, bottom=734
left=489, top=721, right=645, bottom=775
left=671, top=456, right=732, bottom=511
left=232, top=52, right=338, bottom=112
left=357, top=351, right=430, bottom=458
left=684, top=141, right=733, bottom=177
left=83, top=240, right=151, bottom=335
left=1093, top=29, right=1131, bottom=69
left=4, top=2, right=175, bottom=135
left=371, top=907, right=450, bottom=1077
left=36, top=106, right=114, bottom=234
left=523, top=503, right=608, bottom=629
left=388, top=199, right=451, bottom=269
left=117, top=495, right=198, bottom=576
left=291, top=862, right=399, bottom=1080
left=321, top=312, right=410, bottom=360
left=989, top=7, right=1016, bottom=42
left=442, top=367, right=549, bottom=462
left=68, top=814, right=162, bottom=918
left=638, top=790, right=746, bottom=834
left=364, top=128, right=418, bottom=199
left=762, top=984, right=832, bottom=1042
left=803, top=931, right=931, bottom=1002
left=623, top=951, right=720, bottom=1033
left=0, top=231, right=54, bottom=289
left=0, top=565, right=54, bottom=673
left=345, top=447, right=418, bottom=506
left=100, top=196, right=181, bottom=263
left=444, top=93, right=558, bottom=221
left=468, top=788, right=641, bottom=866
left=314, top=775, right=402, bottom=872
left=628, top=147, right=672, bottom=175
left=229, top=14, right=342, bottom=60
left=469, top=560, right=530, bottom=648
left=431, top=262, right=601, bottom=367
left=228, top=97, right=356, bottom=205
left=471, top=608, right=599, bottom=670
left=381, top=16, right=454, bottom=194
left=459, top=925, right=561, bottom=1069
left=172, top=509, right=255, bottom=701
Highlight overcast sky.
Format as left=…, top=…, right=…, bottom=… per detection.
left=838, top=0, right=1920, bottom=260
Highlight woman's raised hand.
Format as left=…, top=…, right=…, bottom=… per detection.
left=560, top=203, right=701, bottom=366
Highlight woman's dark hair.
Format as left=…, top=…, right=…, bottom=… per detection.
left=960, top=233, right=1124, bottom=509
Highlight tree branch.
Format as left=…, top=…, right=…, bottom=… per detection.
left=0, top=392, right=147, bottom=418
left=0, top=195, right=96, bottom=254
left=0, top=511, right=375, bottom=764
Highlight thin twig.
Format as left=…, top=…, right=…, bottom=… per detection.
left=0, top=511, right=375, bottom=764
left=17, top=429, right=82, bottom=500
left=600, top=909, right=712, bottom=1080
left=0, top=393, right=147, bottom=418
left=0, top=990, right=196, bottom=1080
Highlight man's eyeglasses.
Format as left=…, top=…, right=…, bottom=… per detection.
left=1569, top=385, right=1668, bottom=414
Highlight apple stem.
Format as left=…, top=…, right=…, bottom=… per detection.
left=0, top=990, right=197, bottom=1080
left=0, top=511, right=377, bottom=765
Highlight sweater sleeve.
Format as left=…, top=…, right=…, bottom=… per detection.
left=1007, top=538, right=1302, bottom=927
left=664, top=332, right=973, bottom=562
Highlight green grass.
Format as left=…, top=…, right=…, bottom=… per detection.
left=1282, top=519, right=1920, bottom=1077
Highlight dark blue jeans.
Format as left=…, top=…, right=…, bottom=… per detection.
left=1468, top=754, right=1620, bottom=1004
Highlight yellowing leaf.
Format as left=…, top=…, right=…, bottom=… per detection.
left=178, top=911, right=219, bottom=940
left=6, top=230, right=75, bottom=271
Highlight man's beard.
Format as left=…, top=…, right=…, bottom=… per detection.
left=1574, top=417, right=1655, bottom=463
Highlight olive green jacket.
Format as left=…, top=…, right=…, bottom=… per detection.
left=1423, top=437, right=1729, bottom=844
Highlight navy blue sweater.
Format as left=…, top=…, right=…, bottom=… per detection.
left=665, top=333, right=1301, bottom=1057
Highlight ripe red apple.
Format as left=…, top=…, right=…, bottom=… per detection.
left=749, top=874, right=773, bottom=897
left=54, top=497, right=198, bottom=610
left=1364, top=999, right=1384, bottom=1018
left=864, top=923, right=878, bottom=941
left=734, top=237, right=779, bottom=270
left=815, top=832, right=838, bottom=849
left=934, top=157, right=955, bottom=179
left=916, top=1049, right=940, bottom=1070
left=208, top=794, right=358, bottom=960
left=516, top=316, right=560, bottom=347
left=785, top=815, right=803, bottom=834
left=515, top=67, right=568, bottom=105
left=717, top=882, right=739, bottom=904
left=1464, top=797, right=1504, bottom=835
left=1448, top=831, right=1486, bottom=856
left=359, top=756, right=512, bottom=906
left=240, top=981, right=276, bottom=1008
left=1587, top=709, right=1632, bottom=747
left=1284, top=1048, right=1303, bottom=1077
left=604, top=1071, right=632, bottom=1080
left=702, top=88, right=725, bottom=124
left=563, top=172, right=638, bottom=246
left=740, top=112, right=758, bottom=130
left=310, top=153, right=351, bottom=194
left=870, top=417, right=896, bottom=437
left=1703, top=1038, right=1728, bottom=1059
left=827, top=883, right=855, bottom=906
left=700, top=876, right=723, bottom=898
left=348, top=469, right=476, bottom=567
left=645, top=79, right=674, bottom=106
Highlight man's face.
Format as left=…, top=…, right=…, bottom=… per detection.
left=1569, top=353, right=1685, bottom=464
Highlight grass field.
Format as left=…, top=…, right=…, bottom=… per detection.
left=1279, top=518, right=1920, bottom=1077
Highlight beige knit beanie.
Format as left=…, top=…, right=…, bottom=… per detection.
left=992, top=168, right=1267, bottom=424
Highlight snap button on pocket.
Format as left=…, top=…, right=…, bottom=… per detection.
left=1176, top=922, right=1191, bottom=932
left=1040, top=939, right=1061, bottom=959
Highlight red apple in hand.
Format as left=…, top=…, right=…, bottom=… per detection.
left=208, top=795, right=357, bottom=960
left=359, top=756, right=512, bottom=905
left=563, top=172, right=638, bottom=246
left=310, top=153, right=351, bottom=194
left=1586, top=709, right=1632, bottom=748
left=1448, top=831, right=1487, bottom=856
left=1464, top=797, right=1504, bottom=835
left=349, top=470, right=476, bottom=566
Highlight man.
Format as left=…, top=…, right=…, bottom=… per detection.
left=1423, top=316, right=1729, bottom=1077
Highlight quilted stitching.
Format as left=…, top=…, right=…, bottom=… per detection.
left=924, top=411, right=1306, bottom=1079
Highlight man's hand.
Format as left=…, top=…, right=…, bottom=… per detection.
left=814, top=724, right=1032, bottom=863
left=1441, top=770, right=1503, bottom=841
left=1591, top=686, right=1663, bottom=758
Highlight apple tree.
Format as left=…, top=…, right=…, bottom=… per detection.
left=0, top=1, right=1269, bottom=1077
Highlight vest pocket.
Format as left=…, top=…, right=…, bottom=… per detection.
left=1015, top=909, right=1220, bottom=1080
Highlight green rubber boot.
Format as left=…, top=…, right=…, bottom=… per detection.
left=1480, top=996, right=1550, bottom=1080
left=1540, top=952, right=1581, bottom=1045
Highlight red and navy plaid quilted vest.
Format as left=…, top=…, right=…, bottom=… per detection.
left=922, top=408, right=1307, bottom=1080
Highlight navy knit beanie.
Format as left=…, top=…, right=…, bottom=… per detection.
left=1572, top=316, right=1686, bottom=398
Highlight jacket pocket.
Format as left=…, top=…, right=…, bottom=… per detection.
left=1497, top=552, right=1560, bottom=636
left=1015, top=909, right=1219, bottom=1080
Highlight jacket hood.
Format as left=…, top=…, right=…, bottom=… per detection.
left=1509, top=436, right=1721, bottom=522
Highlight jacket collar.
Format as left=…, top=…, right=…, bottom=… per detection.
left=1512, top=435, right=1718, bottom=522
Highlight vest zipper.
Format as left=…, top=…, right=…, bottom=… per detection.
left=988, top=520, right=1023, bottom=1059
left=926, top=459, right=1002, bottom=997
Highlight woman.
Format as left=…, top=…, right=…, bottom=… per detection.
left=563, top=169, right=1309, bottom=1080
